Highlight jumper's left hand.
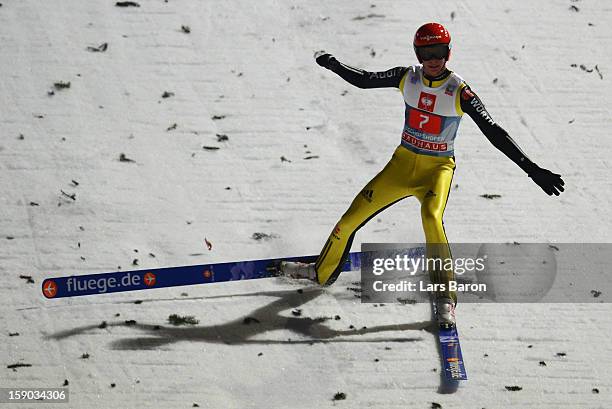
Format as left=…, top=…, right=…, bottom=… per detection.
left=528, top=167, right=565, bottom=196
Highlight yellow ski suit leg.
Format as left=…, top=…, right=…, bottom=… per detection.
left=315, top=145, right=456, bottom=302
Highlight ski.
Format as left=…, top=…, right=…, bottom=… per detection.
left=41, top=252, right=362, bottom=299
left=437, top=324, right=468, bottom=381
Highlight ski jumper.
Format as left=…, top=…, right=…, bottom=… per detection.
left=314, top=60, right=538, bottom=303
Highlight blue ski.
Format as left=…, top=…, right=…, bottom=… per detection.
left=438, top=325, right=468, bottom=381
left=42, top=252, right=362, bottom=299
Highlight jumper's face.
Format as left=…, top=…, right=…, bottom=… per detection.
left=422, top=58, right=446, bottom=77
left=416, top=44, right=449, bottom=77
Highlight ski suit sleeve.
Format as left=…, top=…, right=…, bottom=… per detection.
left=324, top=57, right=408, bottom=89
left=459, top=85, right=538, bottom=174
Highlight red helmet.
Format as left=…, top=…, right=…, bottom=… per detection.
left=413, top=23, right=452, bottom=62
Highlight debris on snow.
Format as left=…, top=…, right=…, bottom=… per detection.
left=251, top=232, right=278, bottom=241
left=202, top=146, right=220, bottom=151
left=168, top=314, right=199, bottom=326
left=352, top=13, right=385, bottom=20
left=161, top=91, right=175, bottom=98
left=505, top=385, right=523, bottom=391
left=115, top=1, right=140, bottom=7
left=431, top=403, right=442, bottom=409
left=204, top=238, right=213, bottom=250
left=119, top=153, right=135, bottom=163
left=167, top=123, right=177, bottom=131
left=181, top=25, right=191, bottom=34
left=53, top=81, right=71, bottom=90
left=539, top=361, right=547, bottom=366
left=569, top=5, right=579, bottom=11
left=211, top=115, right=226, bottom=120
left=592, top=388, right=599, bottom=394
left=86, top=42, right=108, bottom=52
left=556, top=352, right=567, bottom=357
left=216, top=134, right=229, bottom=142
left=303, top=155, right=319, bottom=160
left=332, top=392, right=347, bottom=401
left=280, top=156, right=291, bottom=162
left=291, top=309, right=302, bottom=317
left=29, top=201, right=40, bottom=206
left=81, top=353, right=90, bottom=359
left=63, top=379, right=69, bottom=386
left=591, top=290, right=602, bottom=298
left=124, top=320, right=137, bottom=326
left=110, top=383, right=116, bottom=388
left=9, top=332, right=19, bottom=336
left=19, top=275, right=34, bottom=284
left=60, top=190, right=76, bottom=201
left=480, top=194, right=502, bottom=199
left=7, top=363, right=32, bottom=371
left=98, top=321, right=108, bottom=329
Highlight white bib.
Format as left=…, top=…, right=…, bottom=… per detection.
left=399, top=65, right=465, bottom=157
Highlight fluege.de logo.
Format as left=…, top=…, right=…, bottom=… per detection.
left=55, top=272, right=154, bottom=296
left=42, top=280, right=58, bottom=298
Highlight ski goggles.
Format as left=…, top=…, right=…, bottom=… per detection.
left=416, top=44, right=450, bottom=61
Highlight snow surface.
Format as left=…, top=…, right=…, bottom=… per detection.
left=1, top=0, right=612, bottom=408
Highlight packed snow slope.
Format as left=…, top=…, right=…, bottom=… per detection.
left=1, top=0, right=612, bottom=408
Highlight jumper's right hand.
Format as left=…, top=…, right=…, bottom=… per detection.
left=314, top=50, right=334, bottom=68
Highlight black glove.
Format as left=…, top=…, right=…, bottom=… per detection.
left=528, top=166, right=565, bottom=196
left=314, top=51, right=336, bottom=69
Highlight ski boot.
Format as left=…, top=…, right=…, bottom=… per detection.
left=435, top=297, right=456, bottom=328
left=279, top=261, right=318, bottom=281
